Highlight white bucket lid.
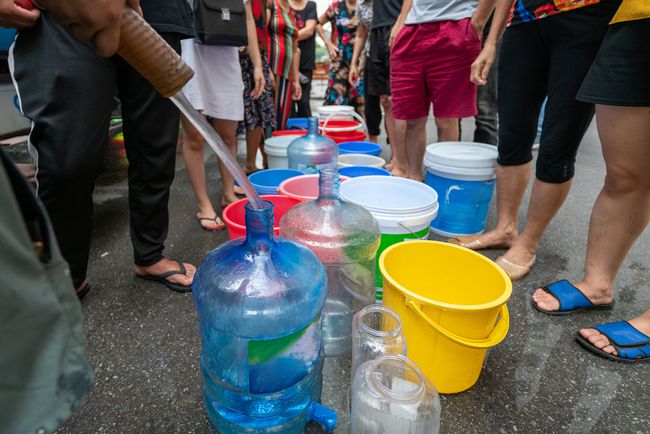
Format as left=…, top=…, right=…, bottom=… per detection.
left=424, top=142, right=497, bottom=169
left=340, top=176, right=439, bottom=229
left=264, top=136, right=298, bottom=156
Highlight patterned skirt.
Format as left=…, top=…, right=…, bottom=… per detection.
left=238, top=50, right=277, bottom=134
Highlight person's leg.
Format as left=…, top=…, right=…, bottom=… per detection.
left=435, top=117, right=460, bottom=141
left=180, top=115, right=223, bottom=230
left=11, top=13, right=115, bottom=292
left=116, top=32, right=195, bottom=285
left=473, top=39, right=500, bottom=145
left=365, top=93, right=382, bottom=144
left=380, top=95, right=406, bottom=176
left=211, top=118, right=239, bottom=206
left=534, top=106, right=650, bottom=319
left=294, top=69, right=312, bottom=118
left=275, top=75, right=292, bottom=130
left=245, top=127, right=263, bottom=173
left=499, top=7, right=613, bottom=275
left=404, top=117, right=428, bottom=181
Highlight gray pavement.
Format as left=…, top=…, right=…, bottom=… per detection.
left=58, top=113, right=650, bottom=434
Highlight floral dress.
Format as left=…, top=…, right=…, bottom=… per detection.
left=324, top=0, right=365, bottom=115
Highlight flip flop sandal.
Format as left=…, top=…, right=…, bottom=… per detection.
left=196, top=214, right=225, bottom=232
left=448, top=236, right=512, bottom=250
left=495, top=255, right=536, bottom=281
left=136, top=261, right=192, bottom=293
left=233, top=185, right=246, bottom=196
left=76, top=282, right=90, bottom=299
left=532, top=280, right=615, bottom=316
left=576, top=320, right=650, bottom=363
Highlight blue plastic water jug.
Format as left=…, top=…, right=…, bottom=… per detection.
left=287, top=117, right=338, bottom=174
left=192, top=201, right=337, bottom=433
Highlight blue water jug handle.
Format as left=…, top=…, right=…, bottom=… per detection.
left=308, top=402, right=337, bottom=432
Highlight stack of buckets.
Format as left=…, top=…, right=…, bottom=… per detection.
left=339, top=142, right=511, bottom=394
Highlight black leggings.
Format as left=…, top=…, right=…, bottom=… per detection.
left=497, top=1, right=619, bottom=183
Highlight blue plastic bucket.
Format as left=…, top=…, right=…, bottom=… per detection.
left=286, top=118, right=309, bottom=130
left=248, top=169, right=303, bottom=195
left=338, top=141, right=382, bottom=156
left=339, top=166, right=392, bottom=178
left=424, top=142, right=498, bottom=237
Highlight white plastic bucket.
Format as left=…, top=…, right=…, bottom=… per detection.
left=338, top=154, right=386, bottom=168
left=424, top=142, right=497, bottom=237
left=340, top=176, right=439, bottom=302
left=318, top=105, right=354, bottom=121
left=265, top=136, right=301, bottom=169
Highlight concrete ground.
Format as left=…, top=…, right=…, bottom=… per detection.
left=57, top=102, right=650, bottom=433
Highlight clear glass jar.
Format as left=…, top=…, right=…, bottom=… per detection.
left=192, top=201, right=337, bottom=433
left=352, top=304, right=407, bottom=376
left=351, top=355, right=441, bottom=434
left=279, top=167, right=381, bottom=357
left=287, top=117, right=338, bottom=173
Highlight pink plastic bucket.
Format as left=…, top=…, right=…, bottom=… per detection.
left=325, top=129, right=367, bottom=144
left=222, top=195, right=301, bottom=240
left=278, top=174, right=351, bottom=202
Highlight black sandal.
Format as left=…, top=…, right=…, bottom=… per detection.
left=136, top=261, right=192, bottom=293
left=196, top=214, right=225, bottom=232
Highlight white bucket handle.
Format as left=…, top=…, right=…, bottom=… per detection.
left=323, top=111, right=368, bottom=135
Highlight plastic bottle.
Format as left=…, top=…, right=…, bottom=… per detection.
left=287, top=117, right=338, bottom=174
left=351, top=355, right=441, bottom=434
left=192, top=201, right=337, bottom=433
left=280, top=167, right=381, bottom=357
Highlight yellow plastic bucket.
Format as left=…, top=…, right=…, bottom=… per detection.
left=379, top=240, right=512, bottom=394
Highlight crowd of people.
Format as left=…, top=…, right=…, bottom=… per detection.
left=0, top=0, right=648, bottom=431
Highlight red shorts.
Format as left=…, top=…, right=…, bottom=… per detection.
left=390, top=18, right=481, bottom=120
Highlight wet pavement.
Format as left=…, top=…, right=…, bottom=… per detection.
left=57, top=113, right=650, bottom=433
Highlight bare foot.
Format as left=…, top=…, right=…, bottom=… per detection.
left=407, top=174, right=424, bottom=182
left=196, top=212, right=225, bottom=231
left=233, top=185, right=246, bottom=196
left=245, top=165, right=261, bottom=174
left=390, top=167, right=408, bottom=178
left=134, top=258, right=196, bottom=287
left=532, top=280, right=614, bottom=313
left=578, top=310, right=650, bottom=357
left=449, top=228, right=517, bottom=250
left=385, top=160, right=395, bottom=171
left=221, top=194, right=238, bottom=208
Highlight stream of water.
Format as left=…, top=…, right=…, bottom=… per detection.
left=171, top=92, right=265, bottom=210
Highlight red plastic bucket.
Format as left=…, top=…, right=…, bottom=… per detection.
left=271, top=130, right=308, bottom=137
left=222, top=195, right=301, bottom=240
left=319, top=119, right=361, bottom=132
left=325, top=129, right=367, bottom=144
left=278, top=174, right=351, bottom=202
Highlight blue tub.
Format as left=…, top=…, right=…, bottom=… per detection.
left=339, top=166, right=392, bottom=178
left=286, top=118, right=309, bottom=130
left=424, top=142, right=497, bottom=237
left=338, top=141, right=382, bottom=156
left=248, top=169, right=303, bottom=195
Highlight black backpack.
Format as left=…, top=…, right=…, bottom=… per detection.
left=193, top=0, right=249, bottom=46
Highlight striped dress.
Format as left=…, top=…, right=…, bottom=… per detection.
left=267, top=0, right=299, bottom=129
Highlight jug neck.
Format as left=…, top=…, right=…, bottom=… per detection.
left=368, top=355, right=425, bottom=403
left=317, top=166, right=340, bottom=202
left=307, top=117, right=319, bottom=136
left=245, top=201, right=274, bottom=249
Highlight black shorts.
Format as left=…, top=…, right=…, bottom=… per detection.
left=497, top=1, right=619, bottom=183
left=577, top=18, right=650, bottom=107
left=366, top=26, right=391, bottom=97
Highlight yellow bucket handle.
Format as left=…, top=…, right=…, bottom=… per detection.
left=406, top=300, right=509, bottom=349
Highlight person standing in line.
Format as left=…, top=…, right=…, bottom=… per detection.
left=290, top=0, right=318, bottom=117
left=389, top=0, right=493, bottom=181
left=267, top=0, right=302, bottom=130
left=473, top=17, right=499, bottom=146
left=239, top=0, right=277, bottom=174
left=317, top=0, right=365, bottom=116
left=531, top=1, right=650, bottom=362
left=350, top=0, right=407, bottom=175
left=11, top=0, right=198, bottom=294
left=452, top=0, right=621, bottom=280
left=181, top=0, right=265, bottom=230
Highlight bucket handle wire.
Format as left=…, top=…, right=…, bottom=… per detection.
left=405, top=300, right=509, bottom=349
left=398, top=222, right=428, bottom=240
left=322, top=111, right=369, bottom=135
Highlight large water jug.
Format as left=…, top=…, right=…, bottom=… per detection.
left=192, top=201, right=337, bottom=433
left=280, top=167, right=381, bottom=357
left=287, top=117, right=338, bottom=173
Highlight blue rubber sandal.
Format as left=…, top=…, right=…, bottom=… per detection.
left=532, top=280, right=615, bottom=316
left=576, top=321, right=650, bottom=363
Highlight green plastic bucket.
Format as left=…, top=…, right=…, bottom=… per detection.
left=340, top=176, right=439, bottom=301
